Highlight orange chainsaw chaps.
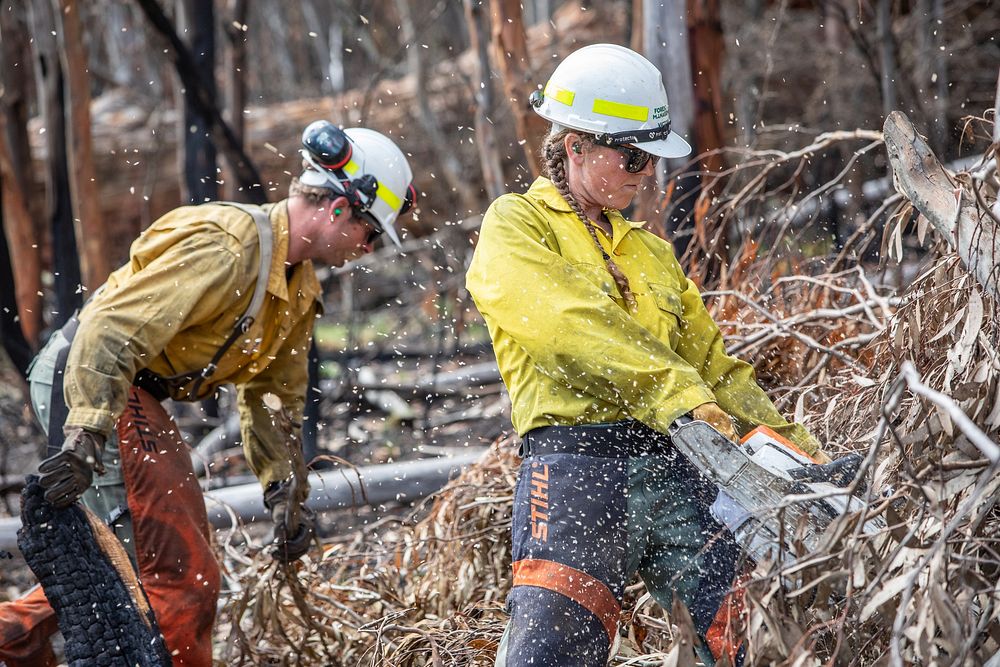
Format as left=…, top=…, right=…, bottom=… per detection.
left=117, top=386, right=221, bottom=666
left=0, top=586, right=58, bottom=667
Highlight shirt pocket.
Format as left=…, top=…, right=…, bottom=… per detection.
left=571, top=262, right=626, bottom=308
left=648, top=282, right=684, bottom=347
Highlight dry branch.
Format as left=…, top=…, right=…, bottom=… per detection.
left=884, top=110, right=1000, bottom=300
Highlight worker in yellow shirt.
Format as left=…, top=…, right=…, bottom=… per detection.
left=466, top=44, right=828, bottom=667
left=0, top=122, right=415, bottom=666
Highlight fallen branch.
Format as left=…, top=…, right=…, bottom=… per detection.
left=884, top=111, right=1000, bottom=300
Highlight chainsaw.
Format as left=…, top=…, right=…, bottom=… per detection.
left=667, top=417, right=886, bottom=566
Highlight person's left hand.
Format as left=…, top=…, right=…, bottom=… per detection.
left=263, top=480, right=315, bottom=562
left=691, top=402, right=739, bottom=442
left=38, top=428, right=107, bottom=507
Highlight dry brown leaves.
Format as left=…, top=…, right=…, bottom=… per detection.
left=215, top=130, right=999, bottom=665
left=216, top=439, right=518, bottom=666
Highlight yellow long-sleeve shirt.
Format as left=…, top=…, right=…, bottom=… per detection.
left=466, top=177, right=819, bottom=454
left=64, top=201, right=323, bottom=488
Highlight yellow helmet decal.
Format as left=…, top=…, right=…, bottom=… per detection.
left=592, top=98, right=649, bottom=122
left=543, top=82, right=576, bottom=107
left=343, top=159, right=402, bottom=211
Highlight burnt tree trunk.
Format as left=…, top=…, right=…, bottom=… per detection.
left=628, top=0, right=659, bottom=230
left=58, top=0, right=113, bottom=291
left=178, top=0, right=219, bottom=205
left=0, top=185, right=33, bottom=378
left=463, top=0, right=505, bottom=201
left=688, top=0, right=725, bottom=180
left=223, top=0, right=250, bottom=201
left=687, top=0, right=728, bottom=275
left=914, top=0, right=948, bottom=154
left=876, top=0, right=898, bottom=120
left=395, top=0, right=479, bottom=218
left=0, top=115, right=41, bottom=356
left=28, top=0, right=82, bottom=329
left=0, top=5, right=43, bottom=345
left=177, top=0, right=222, bottom=423
left=642, top=0, right=698, bottom=252
left=135, top=0, right=266, bottom=204
left=488, top=0, right=546, bottom=177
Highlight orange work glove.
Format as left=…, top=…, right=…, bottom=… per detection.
left=812, top=449, right=833, bottom=464
left=691, top=402, right=738, bottom=442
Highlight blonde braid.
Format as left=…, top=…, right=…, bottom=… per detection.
left=543, top=132, right=637, bottom=311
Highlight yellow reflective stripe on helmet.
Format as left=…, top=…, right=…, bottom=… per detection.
left=376, top=182, right=401, bottom=210
left=342, top=159, right=402, bottom=211
left=592, top=99, right=649, bottom=122
left=544, top=82, right=575, bottom=107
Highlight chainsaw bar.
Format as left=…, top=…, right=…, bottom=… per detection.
left=667, top=418, right=885, bottom=565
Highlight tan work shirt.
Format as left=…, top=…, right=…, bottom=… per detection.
left=64, top=201, right=323, bottom=488
left=466, top=177, right=819, bottom=453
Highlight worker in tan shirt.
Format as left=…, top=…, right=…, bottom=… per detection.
left=0, top=122, right=415, bottom=666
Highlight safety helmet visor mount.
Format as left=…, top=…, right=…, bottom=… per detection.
left=299, top=150, right=379, bottom=221
left=298, top=121, right=415, bottom=248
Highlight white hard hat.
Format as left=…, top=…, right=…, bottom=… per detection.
left=299, top=123, right=416, bottom=248
left=529, top=43, right=691, bottom=159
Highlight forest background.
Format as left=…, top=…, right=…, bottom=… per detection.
left=0, top=0, right=999, bottom=665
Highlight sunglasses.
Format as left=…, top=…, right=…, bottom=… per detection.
left=614, top=145, right=658, bottom=174
left=358, top=211, right=383, bottom=245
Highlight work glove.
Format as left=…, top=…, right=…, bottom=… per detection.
left=691, top=402, right=739, bottom=442
left=812, top=449, right=833, bottom=465
left=263, top=480, right=315, bottom=563
left=37, top=427, right=107, bottom=508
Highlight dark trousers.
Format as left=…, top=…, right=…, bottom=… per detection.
left=501, top=422, right=746, bottom=666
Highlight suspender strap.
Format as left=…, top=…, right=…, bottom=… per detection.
left=140, top=202, right=274, bottom=399
left=220, top=202, right=274, bottom=339
left=47, top=315, right=80, bottom=456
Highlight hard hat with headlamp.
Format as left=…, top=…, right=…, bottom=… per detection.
left=299, top=121, right=416, bottom=248
left=528, top=43, right=691, bottom=159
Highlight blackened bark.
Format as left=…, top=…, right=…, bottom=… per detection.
left=0, top=186, right=33, bottom=378
left=28, top=0, right=82, bottom=328
left=179, top=0, right=219, bottom=204
left=135, top=0, right=266, bottom=203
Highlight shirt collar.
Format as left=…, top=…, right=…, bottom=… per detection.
left=526, top=177, right=573, bottom=213
left=262, top=202, right=291, bottom=301
left=526, top=176, right=649, bottom=231
left=268, top=200, right=325, bottom=312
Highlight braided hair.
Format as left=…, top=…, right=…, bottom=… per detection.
left=542, top=128, right=637, bottom=311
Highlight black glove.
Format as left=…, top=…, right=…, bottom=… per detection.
left=37, top=428, right=107, bottom=508
left=263, top=480, right=315, bottom=563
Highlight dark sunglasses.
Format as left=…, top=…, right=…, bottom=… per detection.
left=614, top=145, right=658, bottom=174
left=358, top=211, right=383, bottom=245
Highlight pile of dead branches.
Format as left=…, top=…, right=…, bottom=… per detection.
left=718, top=113, right=1000, bottom=664
left=214, top=112, right=998, bottom=665
left=216, top=438, right=517, bottom=666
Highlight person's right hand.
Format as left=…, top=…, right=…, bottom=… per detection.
left=691, top=402, right=739, bottom=442
left=37, top=428, right=107, bottom=507
left=263, top=480, right=315, bottom=563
